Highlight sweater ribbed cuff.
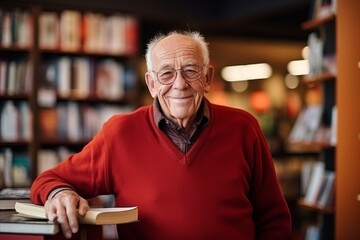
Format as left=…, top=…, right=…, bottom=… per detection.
left=48, top=187, right=73, bottom=200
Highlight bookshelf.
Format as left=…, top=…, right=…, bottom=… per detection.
left=288, top=0, right=337, bottom=239
left=0, top=4, right=140, bottom=188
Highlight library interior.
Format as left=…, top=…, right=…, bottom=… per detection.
left=0, top=0, right=359, bottom=239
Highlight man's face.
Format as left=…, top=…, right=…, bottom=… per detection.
left=145, top=34, right=213, bottom=128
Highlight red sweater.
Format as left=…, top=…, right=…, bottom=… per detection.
left=31, top=102, right=291, bottom=240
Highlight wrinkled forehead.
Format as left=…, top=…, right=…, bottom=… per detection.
left=152, top=35, right=202, bottom=66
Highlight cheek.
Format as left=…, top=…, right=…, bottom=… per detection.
left=190, top=81, right=207, bottom=94
left=156, top=84, right=171, bottom=97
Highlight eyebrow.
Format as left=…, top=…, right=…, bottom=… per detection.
left=159, top=63, right=198, bottom=70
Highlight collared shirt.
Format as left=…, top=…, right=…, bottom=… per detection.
left=153, top=98, right=210, bottom=153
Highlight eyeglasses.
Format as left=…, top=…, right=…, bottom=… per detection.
left=151, top=64, right=206, bottom=85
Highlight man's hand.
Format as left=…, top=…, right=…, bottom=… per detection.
left=44, top=190, right=90, bottom=239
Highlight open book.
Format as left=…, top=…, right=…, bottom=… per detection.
left=15, top=202, right=138, bottom=225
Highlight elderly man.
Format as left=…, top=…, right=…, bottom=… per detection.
left=31, top=30, right=291, bottom=240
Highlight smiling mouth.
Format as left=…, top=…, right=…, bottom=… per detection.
left=170, top=96, right=192, bottom=101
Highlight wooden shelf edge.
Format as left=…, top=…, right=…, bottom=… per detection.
left=40, top=48, right=135, bottom=58
left=0, top=140, right=31, bottom=147
left=297, top=198, right=334, bottom=214
left=302, top=13, right=336, bottom=30
left=39, top=138, right=91, bottom=146
left=287, top=141, right=334, bottom=153
left=0, top=46, right=32, bottom=52
left=302, top=71, right=336, bottom=84
left=0, top=93, right=31, bottom=100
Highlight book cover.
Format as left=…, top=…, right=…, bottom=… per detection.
left=0, top=210, right=59, bottom=235
left=15, top=202, right=138, bottom=225
left=0, top=188, right=31, bottom=210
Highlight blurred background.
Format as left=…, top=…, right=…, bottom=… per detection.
left=2, top=0, right=358, bottom=240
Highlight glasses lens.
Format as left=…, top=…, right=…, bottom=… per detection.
left=156, top=65, right=204, bottom=84
left=182, top=66, right=202, bottom=81
left=158, top=69, right=176, bottom=84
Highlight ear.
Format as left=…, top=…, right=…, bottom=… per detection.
left=145, top=72, right=157, bottom=98
left=204, top=65, right=214, bottom=93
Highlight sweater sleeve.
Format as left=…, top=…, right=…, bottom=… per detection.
left=249, top=119, right=292, bottom=239
left=30, top=127, right=111, bottom=205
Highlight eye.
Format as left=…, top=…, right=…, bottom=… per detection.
left=182, top=67, right=199, bottom=78
left=159, top=69, right=175, bottom=78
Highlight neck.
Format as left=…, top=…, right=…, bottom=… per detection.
left=170, top=115, right=195, bottom=134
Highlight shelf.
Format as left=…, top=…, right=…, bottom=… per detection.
left=298, top=199, right=334, bottom=214
left=302, top=13, right=336, bottom=30
left=302, top=71, right=336, bottom=84
left=0, top=46, right=32, bottom=52
left=55, top=94, right=134, bottom=104
left=40, top=48, right=135, bottom=58
left=39, top=138, right=91, bottom=147
left=0, top=94, right=30, bottom=100
left=0, top=140, right=30, bottom=147
left=287, top=141, right=334, bottom=153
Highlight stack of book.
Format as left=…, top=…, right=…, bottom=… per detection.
left=0, top=192, right=138, bottom=236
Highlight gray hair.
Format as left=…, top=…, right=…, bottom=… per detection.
left=145, top=30, right=210, bottom=71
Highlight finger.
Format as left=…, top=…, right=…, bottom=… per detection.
left=78, top=198, right=90, bottom=216
left=44, top=200, right=58, bottom=222
left=66, top=205, right=79, bottom=234
left=56, top=206, right=73, bottom=239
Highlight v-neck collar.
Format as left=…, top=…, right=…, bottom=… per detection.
left=149, top=100, right=213, bottom=166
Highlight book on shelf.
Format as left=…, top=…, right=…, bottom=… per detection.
left=39, top=108, right=58, bottom=140
left=0, top=100, right=31, bottom=142
left=39, top=11, right=60, bottom=50
left=59, top=10, right=81, bottom=51
left=0, top=148, right=31, bottom=188
left=1, top=11, right=12, bottom=47
left=330, top=105, right=337, bottom=146
left=0, top=188, right=31, bottom=210
left=301, top=159, right=335, bottom=209
left=303, top=161, right=325, bottom=205
left=308, top=0, right=336, bottom=21
left=37, top=149, right=60, bottom=174
left=0, top=210, right=60, bottom=235
left=316, top=171, right=335, bottom=208
left=304, top=224, right=321, bottom=240
left=301, top=161, right=314, bottom=196
left=15, top=202, right=138, bottom=225
left=11, top=153, right=31, bottom=187
left=0, top=9, right=33, bottom=48
left=288, top=104, right=323, bottom=144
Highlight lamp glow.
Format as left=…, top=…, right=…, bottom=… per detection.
left=287, top=59, right=309, bottom=76
left=221, top=63, right=272, bottom=82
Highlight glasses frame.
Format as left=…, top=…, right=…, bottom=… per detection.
left=151, top=64, right=206, bottom=85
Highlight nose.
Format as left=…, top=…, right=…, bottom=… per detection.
left=172, top=70, right=188, bottom=89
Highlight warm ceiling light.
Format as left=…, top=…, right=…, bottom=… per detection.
left=221, top=63, right=272, bottom=82
left=287, top=59, right=309, bottom=76
left=302, top=46, right=309, bottom=59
